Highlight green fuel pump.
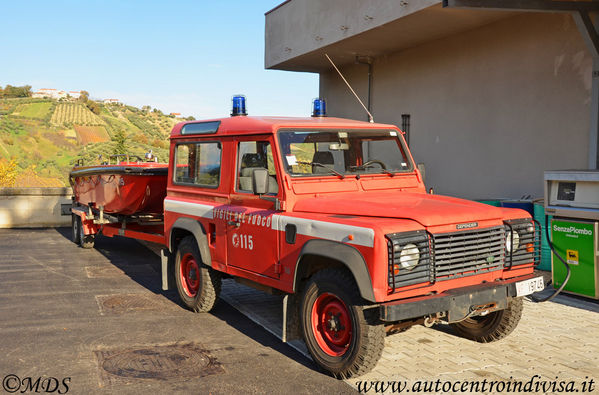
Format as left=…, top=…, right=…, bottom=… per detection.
left=544, top=171, right=599, bottom=300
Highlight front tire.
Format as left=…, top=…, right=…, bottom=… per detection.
left=450, top=297, right=523, bottom=343
left=300, top=268, right=385, bottom=379
left=174, top=236, right=221, bottom=313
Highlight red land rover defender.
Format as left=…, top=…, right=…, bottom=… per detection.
left=160, top=113, right=543, bottom=378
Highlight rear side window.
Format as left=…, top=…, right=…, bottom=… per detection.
left=174, top=142, right=221, bottom=187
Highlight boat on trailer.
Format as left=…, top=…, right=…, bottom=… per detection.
left=70, top=154, right=169, bottom=216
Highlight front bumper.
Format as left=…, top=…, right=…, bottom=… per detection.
left=380, top=274, right=538, bottom=323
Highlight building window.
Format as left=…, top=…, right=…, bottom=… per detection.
left=401, top=114, right=411, bottom=146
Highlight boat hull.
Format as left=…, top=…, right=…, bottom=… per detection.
left=70, top=163, right=168, bottom=215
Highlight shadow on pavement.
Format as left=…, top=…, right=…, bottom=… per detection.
left=52, top=227, right=322, bottom=374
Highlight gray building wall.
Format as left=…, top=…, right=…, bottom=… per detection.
left=320, top=12, right=591, bottom=199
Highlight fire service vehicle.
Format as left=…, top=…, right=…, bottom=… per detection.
left=70, top=96, right=544, bottom=378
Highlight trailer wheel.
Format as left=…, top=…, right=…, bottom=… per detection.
left=73, top=215, right=94, bottom=249
left=174, top=236, right=221, bottom=313
left=450, top=297, right=523, bottom=343
left=71, top=214, right=81, bottom=245
left=300, top=268, right=385, bottom=379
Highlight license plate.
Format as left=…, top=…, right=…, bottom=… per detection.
left=516, top=277, right=544, bottom=297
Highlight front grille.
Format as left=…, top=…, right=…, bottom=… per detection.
left=386, top=221, right=539, bottom=293
left=505, top=220, right=541, bottom=268
left=432, top=226, right=505, bottom=281
left=387, top=231, right=433, bottom=291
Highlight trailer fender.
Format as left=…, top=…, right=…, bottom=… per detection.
left=169, top=217, right=212, bottom=267
left=293, top=239, right=375, bottom=302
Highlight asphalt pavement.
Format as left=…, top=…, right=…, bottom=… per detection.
left=0, top=228, right=353, bottom=394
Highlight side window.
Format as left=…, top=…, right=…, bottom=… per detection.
left=174, top=142, right=221, bottom=187
left=237, top=140, right=278, bottom=194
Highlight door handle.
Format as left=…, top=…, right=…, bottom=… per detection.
left=227, top=221, right=240, bottom=228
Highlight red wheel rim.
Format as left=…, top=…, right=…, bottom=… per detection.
left=311, top=293, right=352, bottom=357
left=180, top=253, right=200, bottom=297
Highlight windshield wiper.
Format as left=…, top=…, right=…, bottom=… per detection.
left=377, top=168, right=395, bottom=177
left=350, top=164, right=395, bottom=177
left=296, top=161, right=345, bottom=179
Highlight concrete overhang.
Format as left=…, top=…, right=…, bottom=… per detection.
left=265, top=0, right=519, bottom=72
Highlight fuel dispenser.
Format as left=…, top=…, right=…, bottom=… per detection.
left=544, top=170, right=599, bottom=299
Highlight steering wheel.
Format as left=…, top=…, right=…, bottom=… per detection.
left=362, top=159, right=387, bottom=169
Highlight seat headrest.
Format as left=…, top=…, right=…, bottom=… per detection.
left=241, top=153, right=266, bottom=168
left=312, top=151, right=334, bottom=165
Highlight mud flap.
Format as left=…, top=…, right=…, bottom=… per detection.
left=161, top=249, right=175, bottom=291
left=282, top=294, right=301, bottom=342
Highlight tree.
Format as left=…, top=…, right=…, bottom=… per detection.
left=113, top=129, right=127, bottom=155
left=79, top=90, right=89, bottom=102
left=2, top=84, right=31, bottom=98
left=86, top=100, right=100, bottom=115
left=142, top=105, right=151, bottom=112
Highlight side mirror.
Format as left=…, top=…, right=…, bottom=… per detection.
left=417, top=163, right=426, bottom=183
left=252, top=169, right=269, bottom=195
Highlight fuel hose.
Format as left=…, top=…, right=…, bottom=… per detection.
left=529, top=215, right=571, bottom=303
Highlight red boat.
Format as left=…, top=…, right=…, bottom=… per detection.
left=70, top=160, right=168, bottom=216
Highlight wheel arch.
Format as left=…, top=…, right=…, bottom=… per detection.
left=169, top=217, right=212, bottom=267
left=293, top=239, right=376, bottom=303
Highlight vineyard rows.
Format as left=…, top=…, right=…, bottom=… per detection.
left=51, top=103, right=105, bottom=126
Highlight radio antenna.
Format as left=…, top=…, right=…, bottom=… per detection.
left=325, top=53, right=374, bottom=123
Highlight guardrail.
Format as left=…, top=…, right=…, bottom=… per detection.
left=0, top=187, right=72, bottom=228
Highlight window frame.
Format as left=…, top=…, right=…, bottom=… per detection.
left=233, top=137, right=280, bottom=196
left=172, top=140, right=223, bottom=189
left=276, top=128, right=414, bottom=178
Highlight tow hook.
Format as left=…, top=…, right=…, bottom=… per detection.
left=423, top=312, right=445, bottom=327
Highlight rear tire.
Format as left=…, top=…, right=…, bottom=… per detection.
left=71, top=214, right=81, bottom=245
left=174, top=236, right=221, bottom=313
left=74, top=214, right=95, bottom=249
left=300, top=268, right=385, bottom=379
left=450, top=297, right=523, bottom=343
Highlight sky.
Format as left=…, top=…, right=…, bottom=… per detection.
left=0, top=1, right=318, bottom=119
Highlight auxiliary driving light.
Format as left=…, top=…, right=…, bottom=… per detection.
left=231, top=95, right=247, bottom=116
left=312, top=98, right=326, bottom=117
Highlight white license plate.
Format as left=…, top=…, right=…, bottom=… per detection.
left=516, top=277, right=545, bottom=297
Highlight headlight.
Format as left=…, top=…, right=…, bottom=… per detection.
left=399, top=243, right=420, bottom=270
left=506, top=230, right=520, bottom=252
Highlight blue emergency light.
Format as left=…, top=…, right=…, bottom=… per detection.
left=231, top=95, right=247, bottom=116
left=312, top=98, right=326, bottom=117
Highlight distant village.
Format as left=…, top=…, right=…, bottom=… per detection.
left=31, top=88, right=182, bottom=116
left=32, top=88, right=120, bottom=104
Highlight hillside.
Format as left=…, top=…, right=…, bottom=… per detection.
left=0, top=97, right=186, bottom=187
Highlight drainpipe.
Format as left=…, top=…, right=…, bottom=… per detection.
left=355, top=56, right=373, bottom=120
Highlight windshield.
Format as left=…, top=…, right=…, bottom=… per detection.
left=277, top=129, right=413, bottom=177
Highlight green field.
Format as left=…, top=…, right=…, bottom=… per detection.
left=13, top=102, right=53, bottom=119
left=0, top=96, right=178, bottom=187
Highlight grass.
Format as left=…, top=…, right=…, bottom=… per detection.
left=13, top=102, right=53, bottom=119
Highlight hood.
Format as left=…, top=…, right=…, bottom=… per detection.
left=292, top=191, right=504, bottom=227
